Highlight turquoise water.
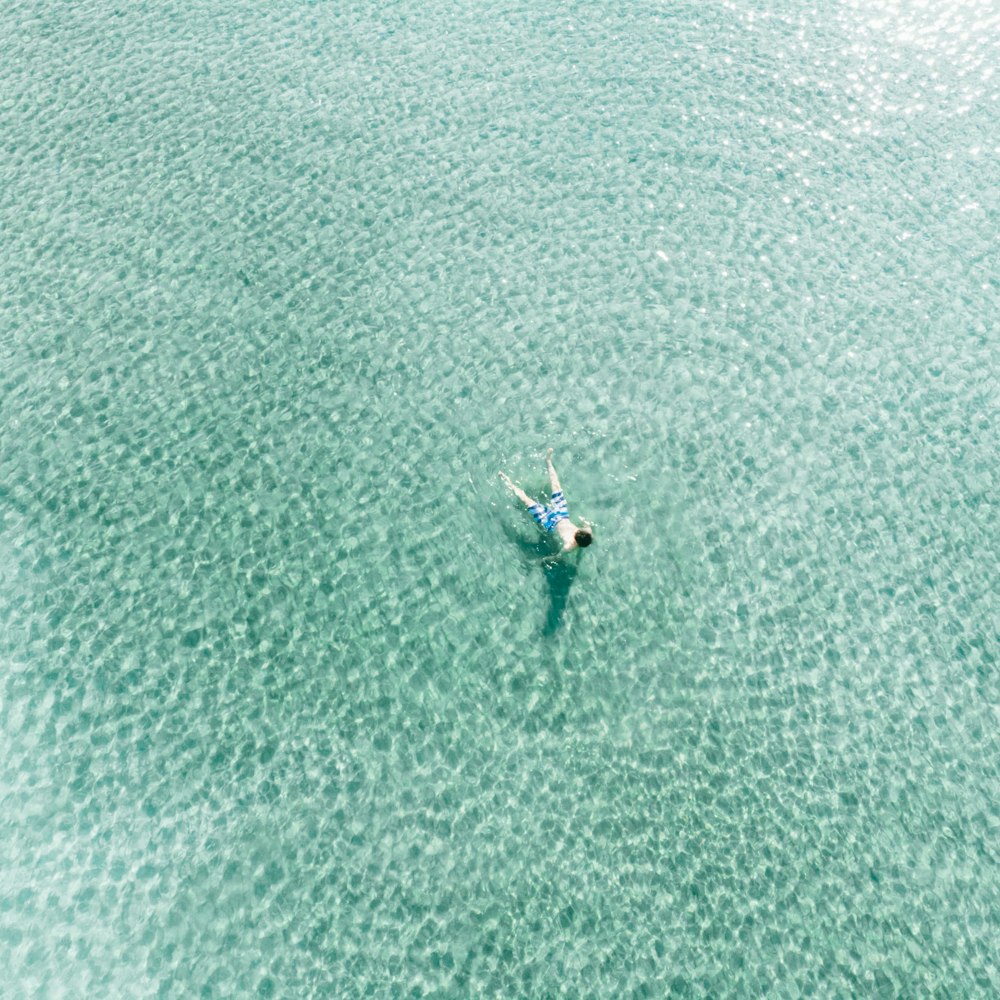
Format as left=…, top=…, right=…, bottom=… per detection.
left=2, top=0, right=999, bottom=994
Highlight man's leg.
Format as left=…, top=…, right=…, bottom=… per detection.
left=500, top=472, right=550, bottom=530
left=499, top=471, right=538, bottom=509
left=546, top=448, right=562, bottom=495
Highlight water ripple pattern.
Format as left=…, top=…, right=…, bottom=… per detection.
left=1, top=0, right=998, bottom=996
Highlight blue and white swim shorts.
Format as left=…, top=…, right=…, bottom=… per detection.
left=528, top=490, right=569, bottom=533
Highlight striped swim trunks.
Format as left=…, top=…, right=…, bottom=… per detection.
left=527, top=490, right=569, bottom=533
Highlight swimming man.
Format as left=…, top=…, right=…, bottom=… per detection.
left=500, top=449, right=593, bottom=554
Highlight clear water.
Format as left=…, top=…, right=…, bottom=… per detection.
left=2, top=0, right=998, bottom=995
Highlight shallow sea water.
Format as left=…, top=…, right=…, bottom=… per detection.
left=2, top=0, right=999, bottom=996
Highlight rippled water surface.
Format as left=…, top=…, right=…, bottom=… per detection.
left=2, top=0, right=999, bottom=995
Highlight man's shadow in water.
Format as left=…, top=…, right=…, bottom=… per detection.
left=502, top=523, right=580, bottom=636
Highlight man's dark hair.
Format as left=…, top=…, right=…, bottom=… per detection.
left=575, top=529, right=593, bottom=547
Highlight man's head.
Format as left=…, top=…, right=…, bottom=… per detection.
left=574, top=528, right=593, bottom=548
